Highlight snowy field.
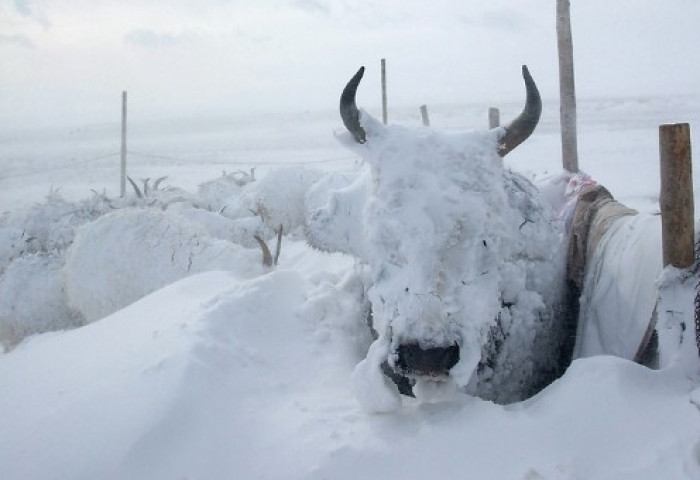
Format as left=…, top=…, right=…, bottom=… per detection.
left=1, top=95, right=700, bottom=479
left=3, top=95, right=700, bottom=212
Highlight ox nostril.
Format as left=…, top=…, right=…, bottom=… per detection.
left=395, top=343, right=460, bottom=377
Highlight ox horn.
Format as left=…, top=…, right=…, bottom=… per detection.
left=498, top=65, right=542, bottom=157
left=340, top=66, right=367, bottom=144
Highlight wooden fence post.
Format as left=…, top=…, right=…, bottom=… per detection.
left=659, top=123, right=694, bottom=268
left=420, top=105, right=430, bottom=126
left=488, top=107, right=500, bottom=129
left=381, top=58, right=388, bottom=125
left=557, top=0, right=579, bottom=173
left=120, top=91, right=127, bottom=197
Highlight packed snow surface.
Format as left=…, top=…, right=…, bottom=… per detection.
left=1, top=97, right=699, bottom=479
left=1, top=268, right=699, bottom=480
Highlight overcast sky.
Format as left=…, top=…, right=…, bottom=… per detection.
left=2, top=0, right=700, bottom=127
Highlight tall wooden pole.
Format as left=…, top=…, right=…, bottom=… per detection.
left=659, top=123, right=694, bottom=268
left=557, top=0, right=579, bottom=173
left=659, top=123, right=698, bottom=356
left=120, top=91, right=127, bottom=197
left=381, top=58, right=388, bottom=125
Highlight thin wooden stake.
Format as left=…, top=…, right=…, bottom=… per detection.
left=420, top=105, right=430, bottom=126
left=659, top=123, right=694, bottom=268
left=120, top=91, right=127, bottom=197
left=488, top=107, right=500, bottom=129
left=381, top=58, right=388, bottom=125
left=273, top=225, right=283, bottom=266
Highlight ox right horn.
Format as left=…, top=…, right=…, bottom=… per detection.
left=498, top=65, right=542, bottom=157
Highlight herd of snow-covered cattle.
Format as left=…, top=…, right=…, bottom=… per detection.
left=0, top=65, right=697, bottom=404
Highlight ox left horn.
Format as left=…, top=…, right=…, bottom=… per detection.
left=498, top=65, right=542, bottom=157
left=340, top=66, right=367, bottom=144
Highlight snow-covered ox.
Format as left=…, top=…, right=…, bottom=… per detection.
left=307, top=66, right=575, bottom=407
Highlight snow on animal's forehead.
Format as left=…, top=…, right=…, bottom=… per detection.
left=338, top=111, right=510, bottom=280
left=340, top=113, right=507, bottom=235
left=346, top=112, right=504, bottom=174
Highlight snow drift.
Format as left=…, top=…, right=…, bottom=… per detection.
left=1, top=266, right=698, bottom=480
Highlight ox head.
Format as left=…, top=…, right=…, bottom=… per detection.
left=327, top=66, right=547, bottom=394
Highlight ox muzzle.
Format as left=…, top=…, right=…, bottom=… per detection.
left=394, top=342, right=460, bottom=379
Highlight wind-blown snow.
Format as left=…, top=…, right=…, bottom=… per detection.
left=0, top=98, right=699, bottom=479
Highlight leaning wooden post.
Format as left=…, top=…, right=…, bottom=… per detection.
left=659, top=123, right=694, bottom=269
left=381, top=58, right=388, bottom=125
left=488, top=107, right=500, bottom=129
left=420, top=105, right=430, bottom=126
left=557, top=0, right=579, bottom=173
left=120, top=91, right=127, bottom=197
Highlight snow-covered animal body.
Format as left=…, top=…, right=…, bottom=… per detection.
left=307, top=66, right=574, bottom=405
left=64, top=208, right=262, bottom=322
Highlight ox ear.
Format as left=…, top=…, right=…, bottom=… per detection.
left=497, top=65, right=542, bottom=157
left=340, top=67, right=368, bottom=144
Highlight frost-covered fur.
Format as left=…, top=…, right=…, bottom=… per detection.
left=222, top=167, right=325, bottom=234
left=305, top=170, right=370, bottom=259
left=64, top=208, right=262, bottom=322
left=0, top=252, right=84, bottom=350
left=307, top=113, right=569, bottom=403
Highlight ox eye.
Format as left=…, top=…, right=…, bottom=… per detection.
left=482, top=240, right=488, bottom=248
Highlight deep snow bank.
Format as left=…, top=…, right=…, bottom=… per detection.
left=0, top=267, right=371, bottom=480
left=0, top=268, right=698, bottom=480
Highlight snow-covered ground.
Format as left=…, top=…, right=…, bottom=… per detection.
left=1, top=95, right=699, bottom=479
